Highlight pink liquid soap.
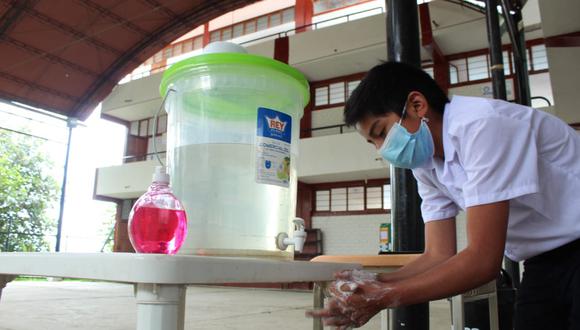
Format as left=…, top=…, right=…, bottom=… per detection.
left=128, top=166, right=188, bottom=255
left=129, top=206, right=187, bottom=254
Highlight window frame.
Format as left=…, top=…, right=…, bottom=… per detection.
left=446, top=38, right=549, bottom=88
left=311, top=72, right=366, bottom=110
left=313, top=179, right=391, bottom=216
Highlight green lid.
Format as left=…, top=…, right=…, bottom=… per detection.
left=159, top=53, right=310, bottom=104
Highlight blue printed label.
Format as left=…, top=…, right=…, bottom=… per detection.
left=256, top=107, right=292, bottom=188
left=257, top=107, right=292, bottom=143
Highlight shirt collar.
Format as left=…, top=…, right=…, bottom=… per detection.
left=442, top=100, right=456, bottom=163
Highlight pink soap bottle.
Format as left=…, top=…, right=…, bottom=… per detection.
left=128, top=166, right=188, bottom=254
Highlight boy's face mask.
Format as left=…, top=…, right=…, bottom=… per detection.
left=377, top=102, right=434, bottom=169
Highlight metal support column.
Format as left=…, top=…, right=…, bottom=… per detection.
left=486, top=0, right=507, bottom=101
left=501, top=0, right=531, bottom=107
left=55, top=118, right=78, bottom=252
left=500, top=0, right=529, bottom=289
left=386, top=1, right=428, bottom=329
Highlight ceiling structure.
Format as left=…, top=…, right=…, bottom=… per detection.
left=0, top=0, right=258, bottom=120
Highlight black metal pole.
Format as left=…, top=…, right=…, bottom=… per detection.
left=480, top=4, right=518, bottom=330
left=386, top=1, right=428, bottom=329
left=486, top=0, right=507, bottom=100
left=501, top=0, right=531, bottom=107
left=500, top=0, right=529, bottom=290
left=55, top=118, right=77, bottom=252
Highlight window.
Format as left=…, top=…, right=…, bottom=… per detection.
left=157, top=115, right=167, bottom=135
left=153, top=51, right=163, bottom=63
left=329, top=82, right=345, bottom=104
left=315, top=86, right=329, bottom=106
left=233, top=23, right=244, bottom=38
left=130, top=121, right=139, bottom=136
left=282, top=8, right=294, bottom=23
left=366, top=186, right=382, bottom=209
left=221, top=27, right=232, bottom=41
left=347, top=80, right=360, bottom=97
left=383, top=184, right=391, bottom=210
left=502, top=50, right=511, bottom=75
left=447, top=42, right=548, bottom=87
left=449, top=64, right=459, bottom=85
left=312, top=75, right=364, bottom=109
left=173, top=43, right=182, bottom=56
left=526, top=48, right=532, bottom=71
left=210, top=30, right=221, bottom=42
left=315, top=190, right=330, bottom=211
left=139, top=120, right=148, bottom=137
left=347, top=186, right=364, bottom=211
left=313, top=0, right=367, bottom=14
left=531, top=44, right=548, bottom=71
left=467, top=55, right=489, bottom=81
left=148, top=119, right=155, bottom=136
left=314, top=181, right=390, bottom=215
left=193, top=36, right=203, bottom=50
left=270, top=13, right=281, bottom=27
left=330, top=188, right=347, bottom=212
left=450, top=58, right=467, bottom=83
left=257, top=16, right=268, bottom=31
left=163, top=48, right=172, bottom=60
left=182, top=39, right=193, bottom=53
left=245, top=21, right=256, bottom=34
left=133, top=117, right=168, bottom=138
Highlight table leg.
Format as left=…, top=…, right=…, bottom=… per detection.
left=380, top=309, right=390, bottom=330
left=0, top=275, right=15, bottom=302
left=134, top=283, right=186, bottom=330
left=488, top=290, right=500, bottom=330
left=313, top=282, right=324, bottom=330
left=451, top=295, right=464, bottom=330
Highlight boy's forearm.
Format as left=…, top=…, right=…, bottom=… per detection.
left=377, top=251, right=453, bottom=283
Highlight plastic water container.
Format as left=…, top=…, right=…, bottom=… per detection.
left=159, top=47, right=309, bottom=259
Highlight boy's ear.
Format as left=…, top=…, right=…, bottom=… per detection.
left=408, top=91, right=429, bottom=118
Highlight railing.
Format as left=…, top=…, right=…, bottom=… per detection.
left=122, top=6, right=384, bottom=83
left=123, top=151, right=166, bottom=163
left=303, top=123, right=353, bottom=136
left=121, top=127, right=355, bottom=164
left=241, top=6, right=384, bottom=46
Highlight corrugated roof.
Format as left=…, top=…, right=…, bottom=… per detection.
left=0, top=0, right=257, bottom=120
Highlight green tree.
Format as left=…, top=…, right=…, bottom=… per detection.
left=0, top=131, right=58, bottom=252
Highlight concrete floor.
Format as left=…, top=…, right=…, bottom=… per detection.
left=0, top=281, right=451, bottom=330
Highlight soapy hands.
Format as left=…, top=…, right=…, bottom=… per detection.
left=307, top=269, right=397, bottom=329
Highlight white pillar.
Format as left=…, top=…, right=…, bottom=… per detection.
left=0, top=275, right=15, bottom=302
left=134, top=283, right=186, bottom=330
left=538, top=0, right=580, bottom=123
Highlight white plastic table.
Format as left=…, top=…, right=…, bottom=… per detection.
left=0, top=252, right=360, bottom=330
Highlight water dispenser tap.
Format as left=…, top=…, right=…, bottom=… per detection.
left=276, top=218, right=307, bottom=253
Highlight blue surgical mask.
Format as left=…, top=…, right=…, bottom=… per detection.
left=378, top=103, right=434, bottom=169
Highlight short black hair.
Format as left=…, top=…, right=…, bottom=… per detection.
left=344, top=61, right=449, bottom=126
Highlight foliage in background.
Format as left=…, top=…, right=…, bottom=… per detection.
left=0, top=131, right=58, bottom=252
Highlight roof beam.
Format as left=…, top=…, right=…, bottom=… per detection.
left=0, top=71, right=78, bottom=101
left=20, top=4, right=125, bottom=57
left=74, top=0, right=150, bottom=37
left=0, top=0, right=36, bottom=38
left=139, top=0, right=179, bottom=20
left=3, top=36, right=99, bottom=77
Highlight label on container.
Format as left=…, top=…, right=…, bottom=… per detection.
left=256, top=107, right=292, bottom=188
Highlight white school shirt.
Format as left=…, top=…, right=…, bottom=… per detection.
left=412, top=95, right=580, bottom=262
